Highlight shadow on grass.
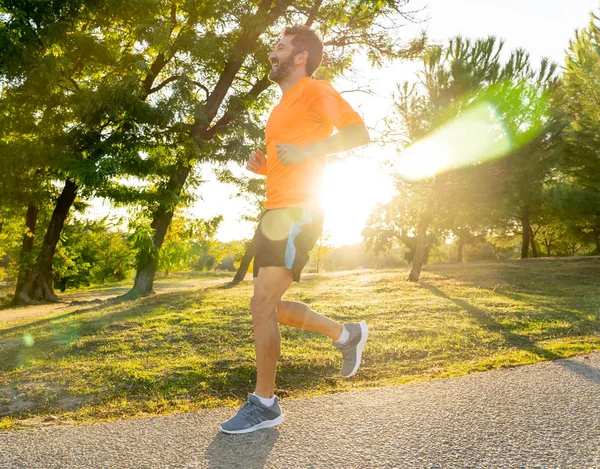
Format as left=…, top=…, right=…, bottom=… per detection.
left=0, top=284, right=221, bottom=336
left=0, top=289, right=211, bottom=372
left=421, top=282, right=600, bottom=387
left=419, top=282, right=562, bottom=361
left=493, top=289, right=600, bottom=338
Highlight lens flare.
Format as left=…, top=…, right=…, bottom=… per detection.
left=259, top=209, right=295, bottom=241
left=395, top=101, right=514, bottom=180
left=23, top=333, right=34, bottom=347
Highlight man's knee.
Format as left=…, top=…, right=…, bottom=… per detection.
left=251, top=291, right=278, bottom=322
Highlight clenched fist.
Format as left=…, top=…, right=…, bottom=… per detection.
left=246, top=149, right=267, bottom=175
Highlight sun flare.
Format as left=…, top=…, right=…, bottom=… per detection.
left=321, top=156, right=394, bottom=247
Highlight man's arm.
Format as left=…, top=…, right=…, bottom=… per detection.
left=276, top=124, right=370, bottom=165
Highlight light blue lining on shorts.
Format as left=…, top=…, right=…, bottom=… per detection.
left=284, top=209, right=313, bottom=270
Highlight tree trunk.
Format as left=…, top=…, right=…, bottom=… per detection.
left=232, top=231, right=257, bottom=284
left=456, top=236, right=465, bottom=263
left=120, top=165, right=191, bottom=300
left=408, top=199, right=435, bottom=282
left=14, top=179, right=78, bottom=305
left=316, top=243, right=322, bottom=274
left=13, top=204, right=39, bottom=301
left=530, top=227, right=539, bottom=258
left=520, top=210, right=531, bottom=259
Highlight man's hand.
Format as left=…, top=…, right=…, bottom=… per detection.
left=276, top=143, right=311, bottom=165
left=246, top=149, right=267, bottom=175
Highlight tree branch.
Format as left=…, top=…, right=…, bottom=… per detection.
left=203, top=0, right=294, bottom=126
left=148, top=75, right=209, bottom=96
left=141, top=2, right=192, bottom=99
left=196, top=73, right=272, bottom=142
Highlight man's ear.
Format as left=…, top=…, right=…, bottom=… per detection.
left=295, top=50, right=309, bottom=67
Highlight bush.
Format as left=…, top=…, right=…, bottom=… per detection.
left=464, top=240, right=497, bottom=262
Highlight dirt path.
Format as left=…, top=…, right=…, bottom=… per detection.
left=0, top=270, right=374, bottom=325
left=0, top=277, right=234, bottom=325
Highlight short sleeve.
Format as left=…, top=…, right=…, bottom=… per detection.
left=305, top=80, right=365, bottom=130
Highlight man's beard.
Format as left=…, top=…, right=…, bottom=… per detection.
left=268, top=54, right=295, bottom=83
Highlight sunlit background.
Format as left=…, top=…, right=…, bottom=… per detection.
left=92, top=0, right=598, bottom=247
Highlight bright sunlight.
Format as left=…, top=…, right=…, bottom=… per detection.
left=321, top=156, right=395, bottom=247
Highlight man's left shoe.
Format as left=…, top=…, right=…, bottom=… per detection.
left=219, top=394, right=284, bottom=434
left=334, top=321, right=369, bottom=378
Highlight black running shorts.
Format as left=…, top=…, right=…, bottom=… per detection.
left=253, top=207, right=324, bottom=282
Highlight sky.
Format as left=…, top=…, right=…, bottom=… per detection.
left=92, top=0, right=599, bottom=247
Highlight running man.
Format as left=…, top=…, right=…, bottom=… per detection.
left=219, top=25, right=371, bottom=434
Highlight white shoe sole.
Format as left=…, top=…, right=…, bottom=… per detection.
left=343, top=320, right=369, bottom=378
left=219, top=413, right=285, bottom=434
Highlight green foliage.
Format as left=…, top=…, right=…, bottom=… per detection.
left=211, top=240, right=246, bottom=272
left=127, top=218, right=158, bottom=271
left=53, top=218, right=134, bottom=289
left=0, top=211, right=24, bottom=281
left=157, top=212, right=222, bottom=274
left=367, top=36, right=567, bottom=263
left=1, top=0, right=421, bottom=296
left=562, top=8, right=600, bottom=251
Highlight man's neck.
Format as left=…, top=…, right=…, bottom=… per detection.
left=278, top=73, right=309, bottom=95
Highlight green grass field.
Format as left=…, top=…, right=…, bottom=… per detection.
left=0, top=270, right=232, bottom=309
left=1, top=258, right=599, bottom=431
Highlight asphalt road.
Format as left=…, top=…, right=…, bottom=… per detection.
left=1, top=353, right=599, bottom=468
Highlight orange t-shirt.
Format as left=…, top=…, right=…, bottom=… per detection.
left=264, top=77, right=364, bottom=211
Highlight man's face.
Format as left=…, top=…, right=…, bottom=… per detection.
left=268, top=35, right=298, bottom=83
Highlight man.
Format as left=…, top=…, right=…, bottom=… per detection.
left=219, top=25, right=370, bottom=435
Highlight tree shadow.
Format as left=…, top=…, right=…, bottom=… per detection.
left=0, top=289, right=210, bottom=372
left=420, top=282, right=600, bottom=386
left=492, top=289, right=600, bottom=338
left=419, top=282, right=561, bottom=360
left=0, top=287, right=212, bottom=336
left=557, top=357, right=600, bottom=385
left=205, top=428, right=279, bottom=469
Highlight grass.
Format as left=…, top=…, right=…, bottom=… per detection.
left=0, top=270, right=233, bottom=309
left=1, top=258, right=599, bottom=431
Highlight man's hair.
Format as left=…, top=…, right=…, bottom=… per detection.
left=282, top=25, right=323, bottom=77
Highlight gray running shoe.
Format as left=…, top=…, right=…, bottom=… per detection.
left=219, top=394, right=284, bottom=434
left=334, top=321, right=369, bottom=378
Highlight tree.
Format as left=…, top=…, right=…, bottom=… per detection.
left=52, top=217, right=134, bottom=291
left=313, top=230, right=333, bottom=273
left=1, top=1, right=144, bottom=304
left=217, top=169, right=266, bottom=284
left=362, top=178, right=443, bottom=266
left=157, top=213, right=222, bottom=275
left=563, top=8, right=600, bottom=253
left=381, top=37, right=563, bottom=281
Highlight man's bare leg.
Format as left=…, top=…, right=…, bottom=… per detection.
left=251, top=266, right=294, bottom=399
left=276, top=298, right=368, bottom=379
left=276, top=300, right=343, bottom=340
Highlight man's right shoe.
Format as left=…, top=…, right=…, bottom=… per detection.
left=219, top=394, right=284, bottom=434
left=333, top=321, right=369, bottom=378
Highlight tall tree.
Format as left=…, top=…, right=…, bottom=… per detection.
left=382, top=37, right=562, bottom=281
left=563, top=8, right=600, bottom=253
left=4, top=0, right=423, bottom=301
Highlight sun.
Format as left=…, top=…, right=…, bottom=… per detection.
left=320, top=156, right=395, bottom=247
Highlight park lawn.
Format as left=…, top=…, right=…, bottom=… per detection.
left=0, top=270, right=233, bottom=307
left=1, top=258, right=599, bottom=431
